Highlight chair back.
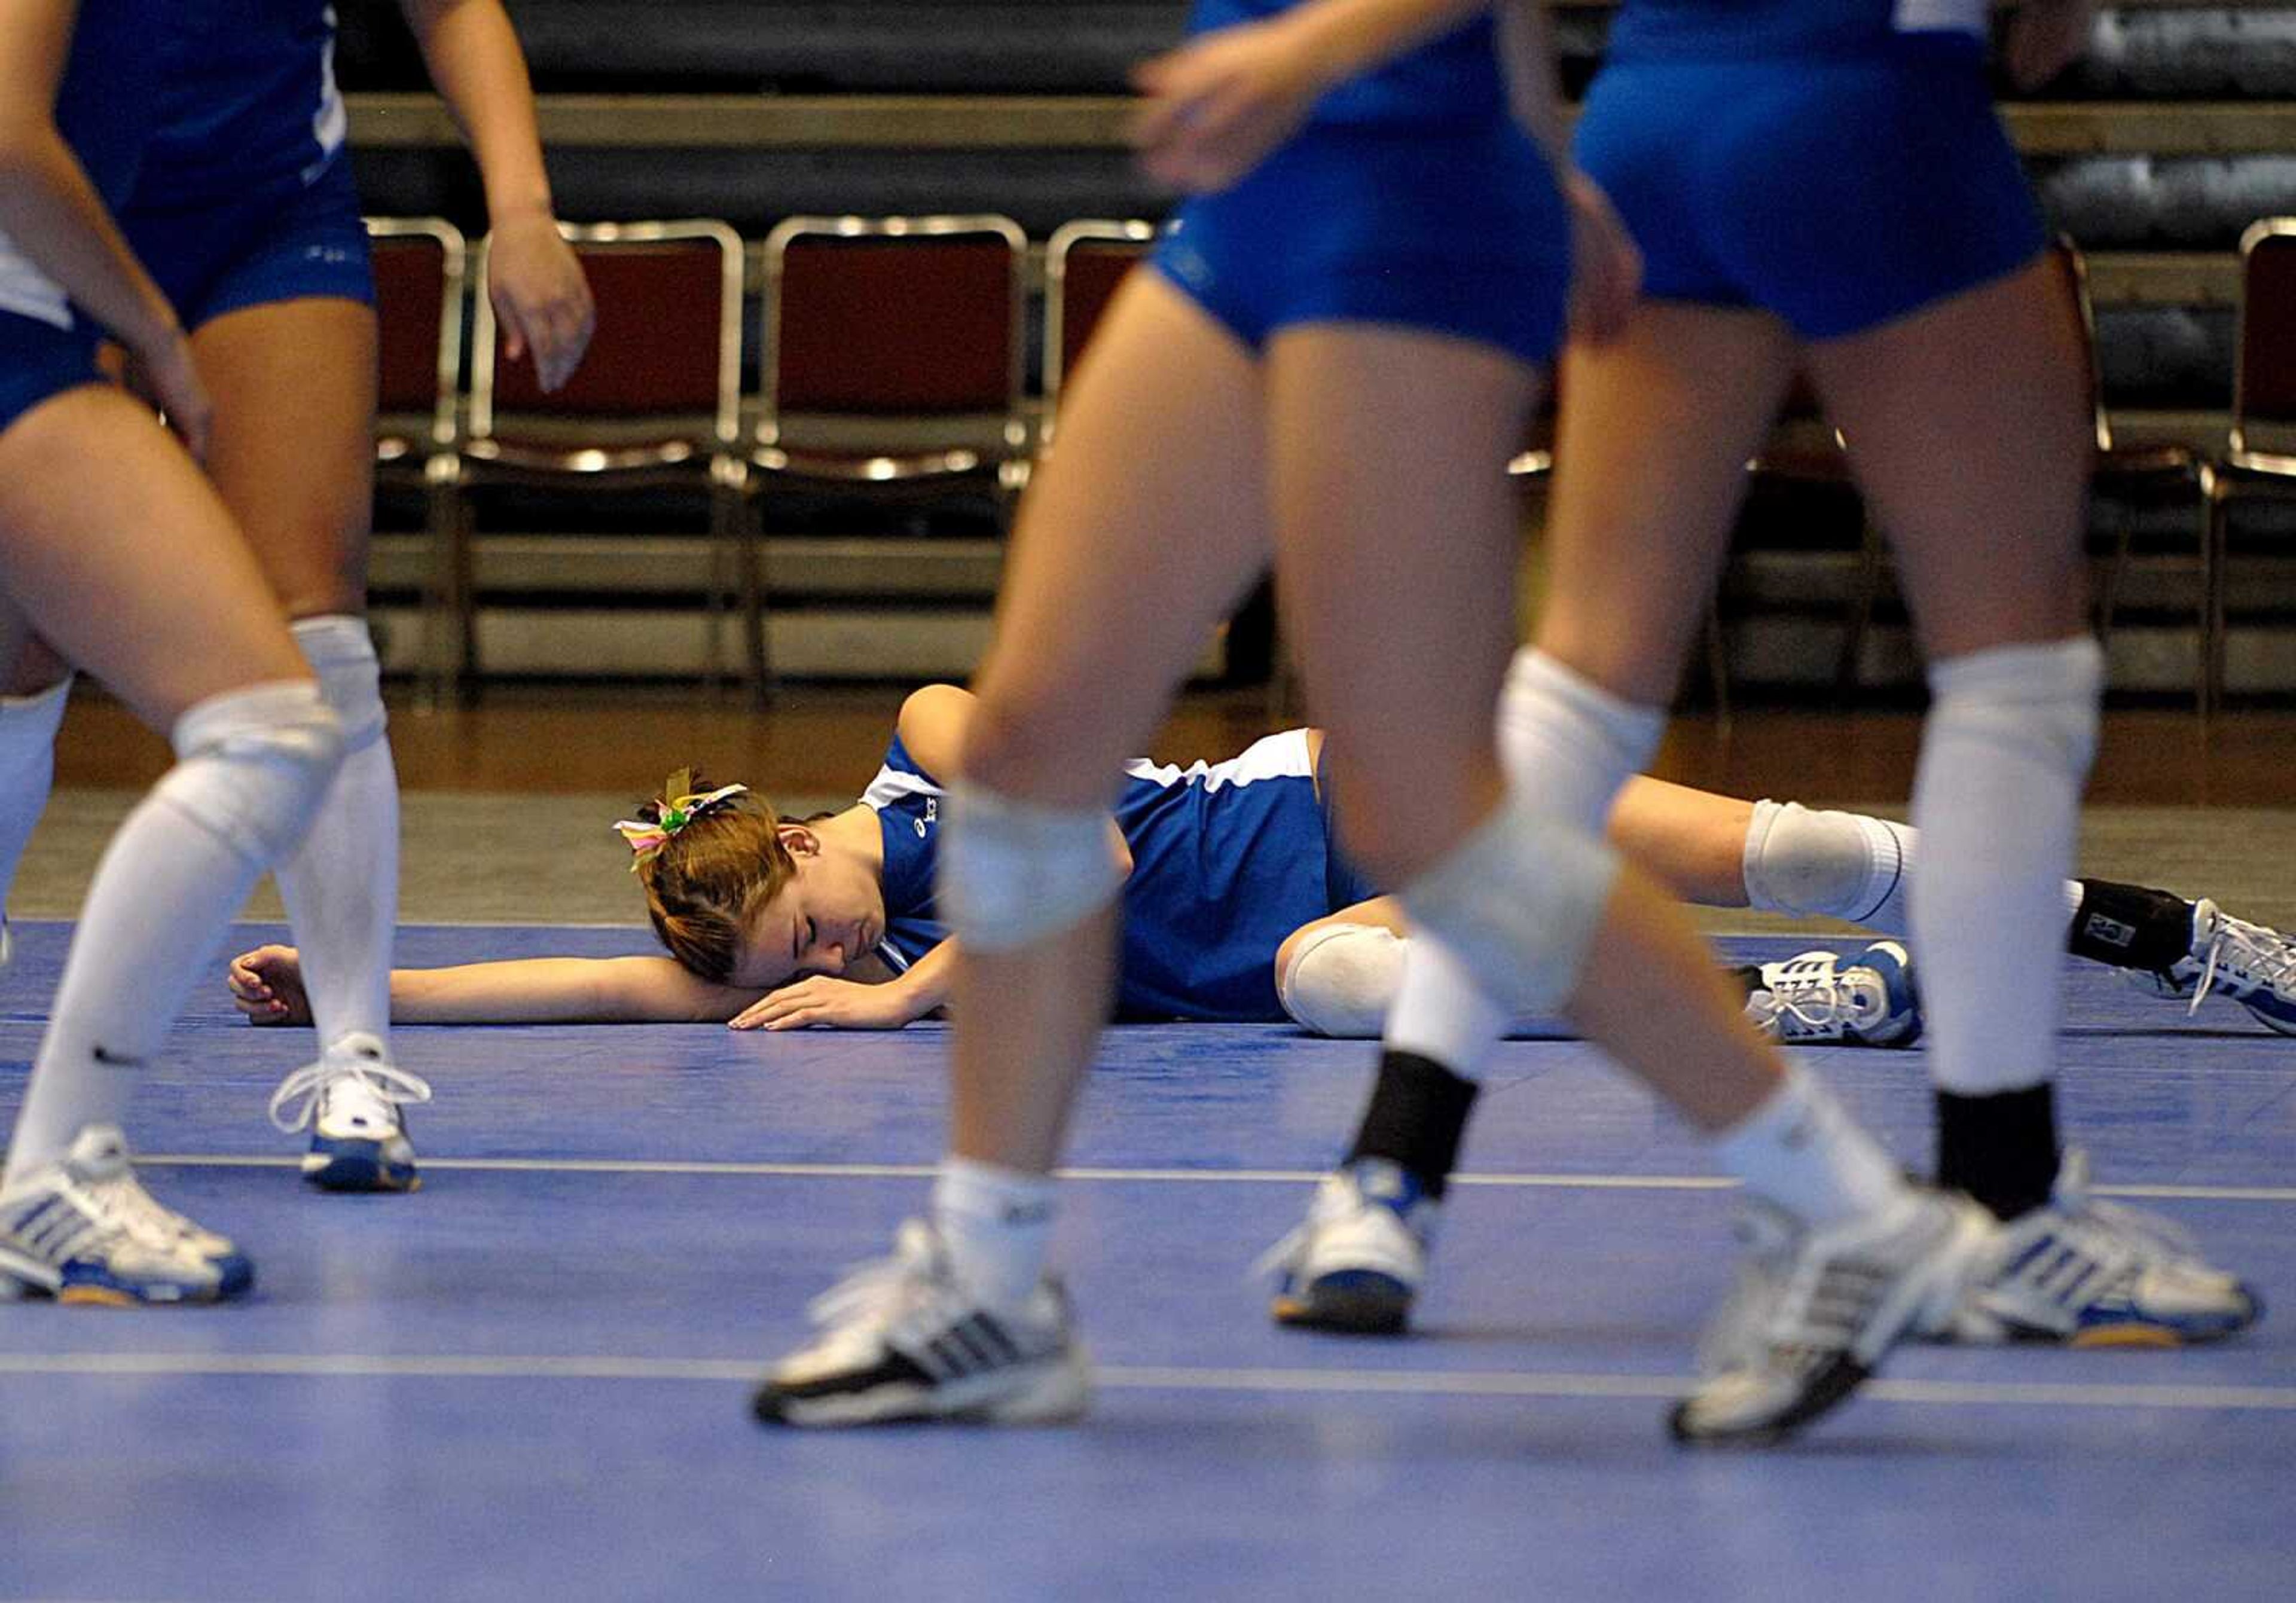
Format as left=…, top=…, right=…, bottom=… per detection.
left=2048, top=234, right=2116, bottom=456
left=1043, top=219, right=1156, bottom=442
left=2233, top=219, right=2296, bottom=456
left=759, top=214, right=1028, bottom=454
left=365, top=217, right=465, bottom=454
left=470, top=219, right=744, bottom=447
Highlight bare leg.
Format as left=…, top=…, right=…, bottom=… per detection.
left=952, top=271, right=1277, bottom=1174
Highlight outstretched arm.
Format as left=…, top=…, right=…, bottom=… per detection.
left=231, top=944, right=763, bottom=1025
left=398, top=0, right=594, bottom=390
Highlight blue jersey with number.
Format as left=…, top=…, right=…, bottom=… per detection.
left=859, top=728, right=1373, bottom=1022
left=1186, top=1, right=1507, bottom=127
left=1607, top=0, right=1988, bottom=60
left=139, top=1, right=347, bottom=201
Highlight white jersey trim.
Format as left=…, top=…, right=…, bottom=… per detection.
left=1124, top=729, right=1314, bottom=795
left=0, top=230, right=72, bottom=331
left=860, top=765, right=945, bottom=813
left=1893, top=0, right=1986, bottom=36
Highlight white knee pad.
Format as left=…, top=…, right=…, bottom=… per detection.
left=937, top=779, right=1126, bottom=952
left=158, top=680, right=345, bottom=867
left=291, top=615, right=386, bottom=753
left=1498, top=648, right=1665, bottom=836
left=1742, top=799, right=1913, bottom=930
left=1399, top=793, right=1620, bottom=1016
left=1926, top=636, right=2104, bottom=780
left=1277, top=922, right=1405, bottom=1039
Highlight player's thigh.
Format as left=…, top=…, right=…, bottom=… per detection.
left=1263, top=320, right=1538, bottom=866
left=190, top=295, right=378, bottom=618
left=1806, top=254, right=2092, bottom=659
left=966, top=270, right=1272, bottom=804
left=0, top=385, right=308, bottom=728
left=1539, top=302, right=1797, bottom=704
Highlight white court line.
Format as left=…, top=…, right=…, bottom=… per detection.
left=0, top=1351, right=2291, bottom=1412
left=131, top=1154, right=2296, bottom=1201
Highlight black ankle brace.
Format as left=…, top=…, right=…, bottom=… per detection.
left=2067, top=879, right=2197, bottom=974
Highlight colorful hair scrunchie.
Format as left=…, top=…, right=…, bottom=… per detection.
left=612, top=767, right=752, bottom=869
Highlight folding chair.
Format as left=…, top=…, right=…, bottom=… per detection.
left=2054, top=237, right=2214, bottom=708
left=2205, top=218, right=2296, bottom=715
left=456, top=219, right=752, bottom=698
left=752, top=213, right=1030, bottom=497
left=365, top=217, right=467, bottom=705
left=1042, top=219, right=1157, bottom=451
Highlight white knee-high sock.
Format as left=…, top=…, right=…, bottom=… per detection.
left=273, top=616, right=399, bottom=1057
left=4, top=682, right=341, bottom=1181
left=0, top=676, right=71, bottom=917
left=1384, top=930, right=1516, bottom=1082
left=1909, top=637, right=2103, bottom=1097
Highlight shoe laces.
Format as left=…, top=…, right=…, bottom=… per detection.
left=1248, top=1164, right=1416, bottom=1282
left=2187, top=905, right=2296, bottom=1016
left=1755, top=953, right=1857, bottom=1034
left=268, top=1051, right=433, bottom=1134
left=805, top=1218, right=947, bottom=1332
left=2036, top=1149, right=2202, bottom=1268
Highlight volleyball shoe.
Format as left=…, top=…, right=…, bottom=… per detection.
left=1738, top=943, right=1922, bottom=1048
left=0, top=1123, right=253, bottom=1305
left=267, top=1032, right=431, bottom=1193
left=2124, top=899, right=2296, bottom=1035
left=1671, top=1186, right=1993, bottom=1446
left=1260, top=1158, right=1434, bottom=1335
left=754, top=1218, right=1091, bottom=1427
left=1946, top=1149, right=2263, bottom=1346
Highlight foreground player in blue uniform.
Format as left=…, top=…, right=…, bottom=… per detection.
left=747, top=0, right=1998, bottom=1446
left=0, top=0, right=346, bottom=1303
left=0, top=1, right=593, bottom=1195
left=227, top=684, right=2296, bottom=1047
left=1275, top=0, right=2258, bottom=1385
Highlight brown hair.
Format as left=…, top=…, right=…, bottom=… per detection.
left=631, top=774, right=799, bottom=983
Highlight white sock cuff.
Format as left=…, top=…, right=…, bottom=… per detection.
left=933, top=1156, right=1058, bottom=1308
left=291, top=615, right=386, bottom=752
left=1, top=673, right=73, bottom=725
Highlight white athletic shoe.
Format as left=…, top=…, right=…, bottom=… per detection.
left=1259, top=1158, right=1436, bottom=1335
left=2129, top=900, right=2296, bottom=1036
left=1947, top=1150, right=2263, bottom=1346
left=1671, top=1187, right=1993, bottom=1447
left=1743, top=943, right=1922, bottom=1049
left=753, top=1219, right=1092, bottom=1427
left=267, top=1033, right=431, bottom=1193
left=0, top=1124, right=254, bottom=1305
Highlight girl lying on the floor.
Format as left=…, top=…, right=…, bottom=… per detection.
left=228, top=685, right=2296, bottom=1041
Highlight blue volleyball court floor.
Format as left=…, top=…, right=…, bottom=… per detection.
left=1, top=920, right=2290, bottom=1602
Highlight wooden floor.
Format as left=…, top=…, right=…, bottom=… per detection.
left=48, top=682, right=2296, bottom=807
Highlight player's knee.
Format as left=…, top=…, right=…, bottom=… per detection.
left=937, top=779, right=1125, bottom=952
left=290, top=615, right=386, bottom=752
left=1277, top=922, right=1405, bottom=1038
left=1400, top=793, right=1620, bottom=1017
left=1926, top=636, right=2103, bottom=780
left=157, top=679, right=344, bottom=866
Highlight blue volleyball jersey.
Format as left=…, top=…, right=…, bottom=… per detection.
left=1186, top=1, right=1507, bottom=127
left=1607, top=0, right=1987, bottom=60
left=0, top=1, right=154, bottom=330
left=138, top=1, right=347, bottom=201
left=858, top=728, right=1364, bottom=1023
